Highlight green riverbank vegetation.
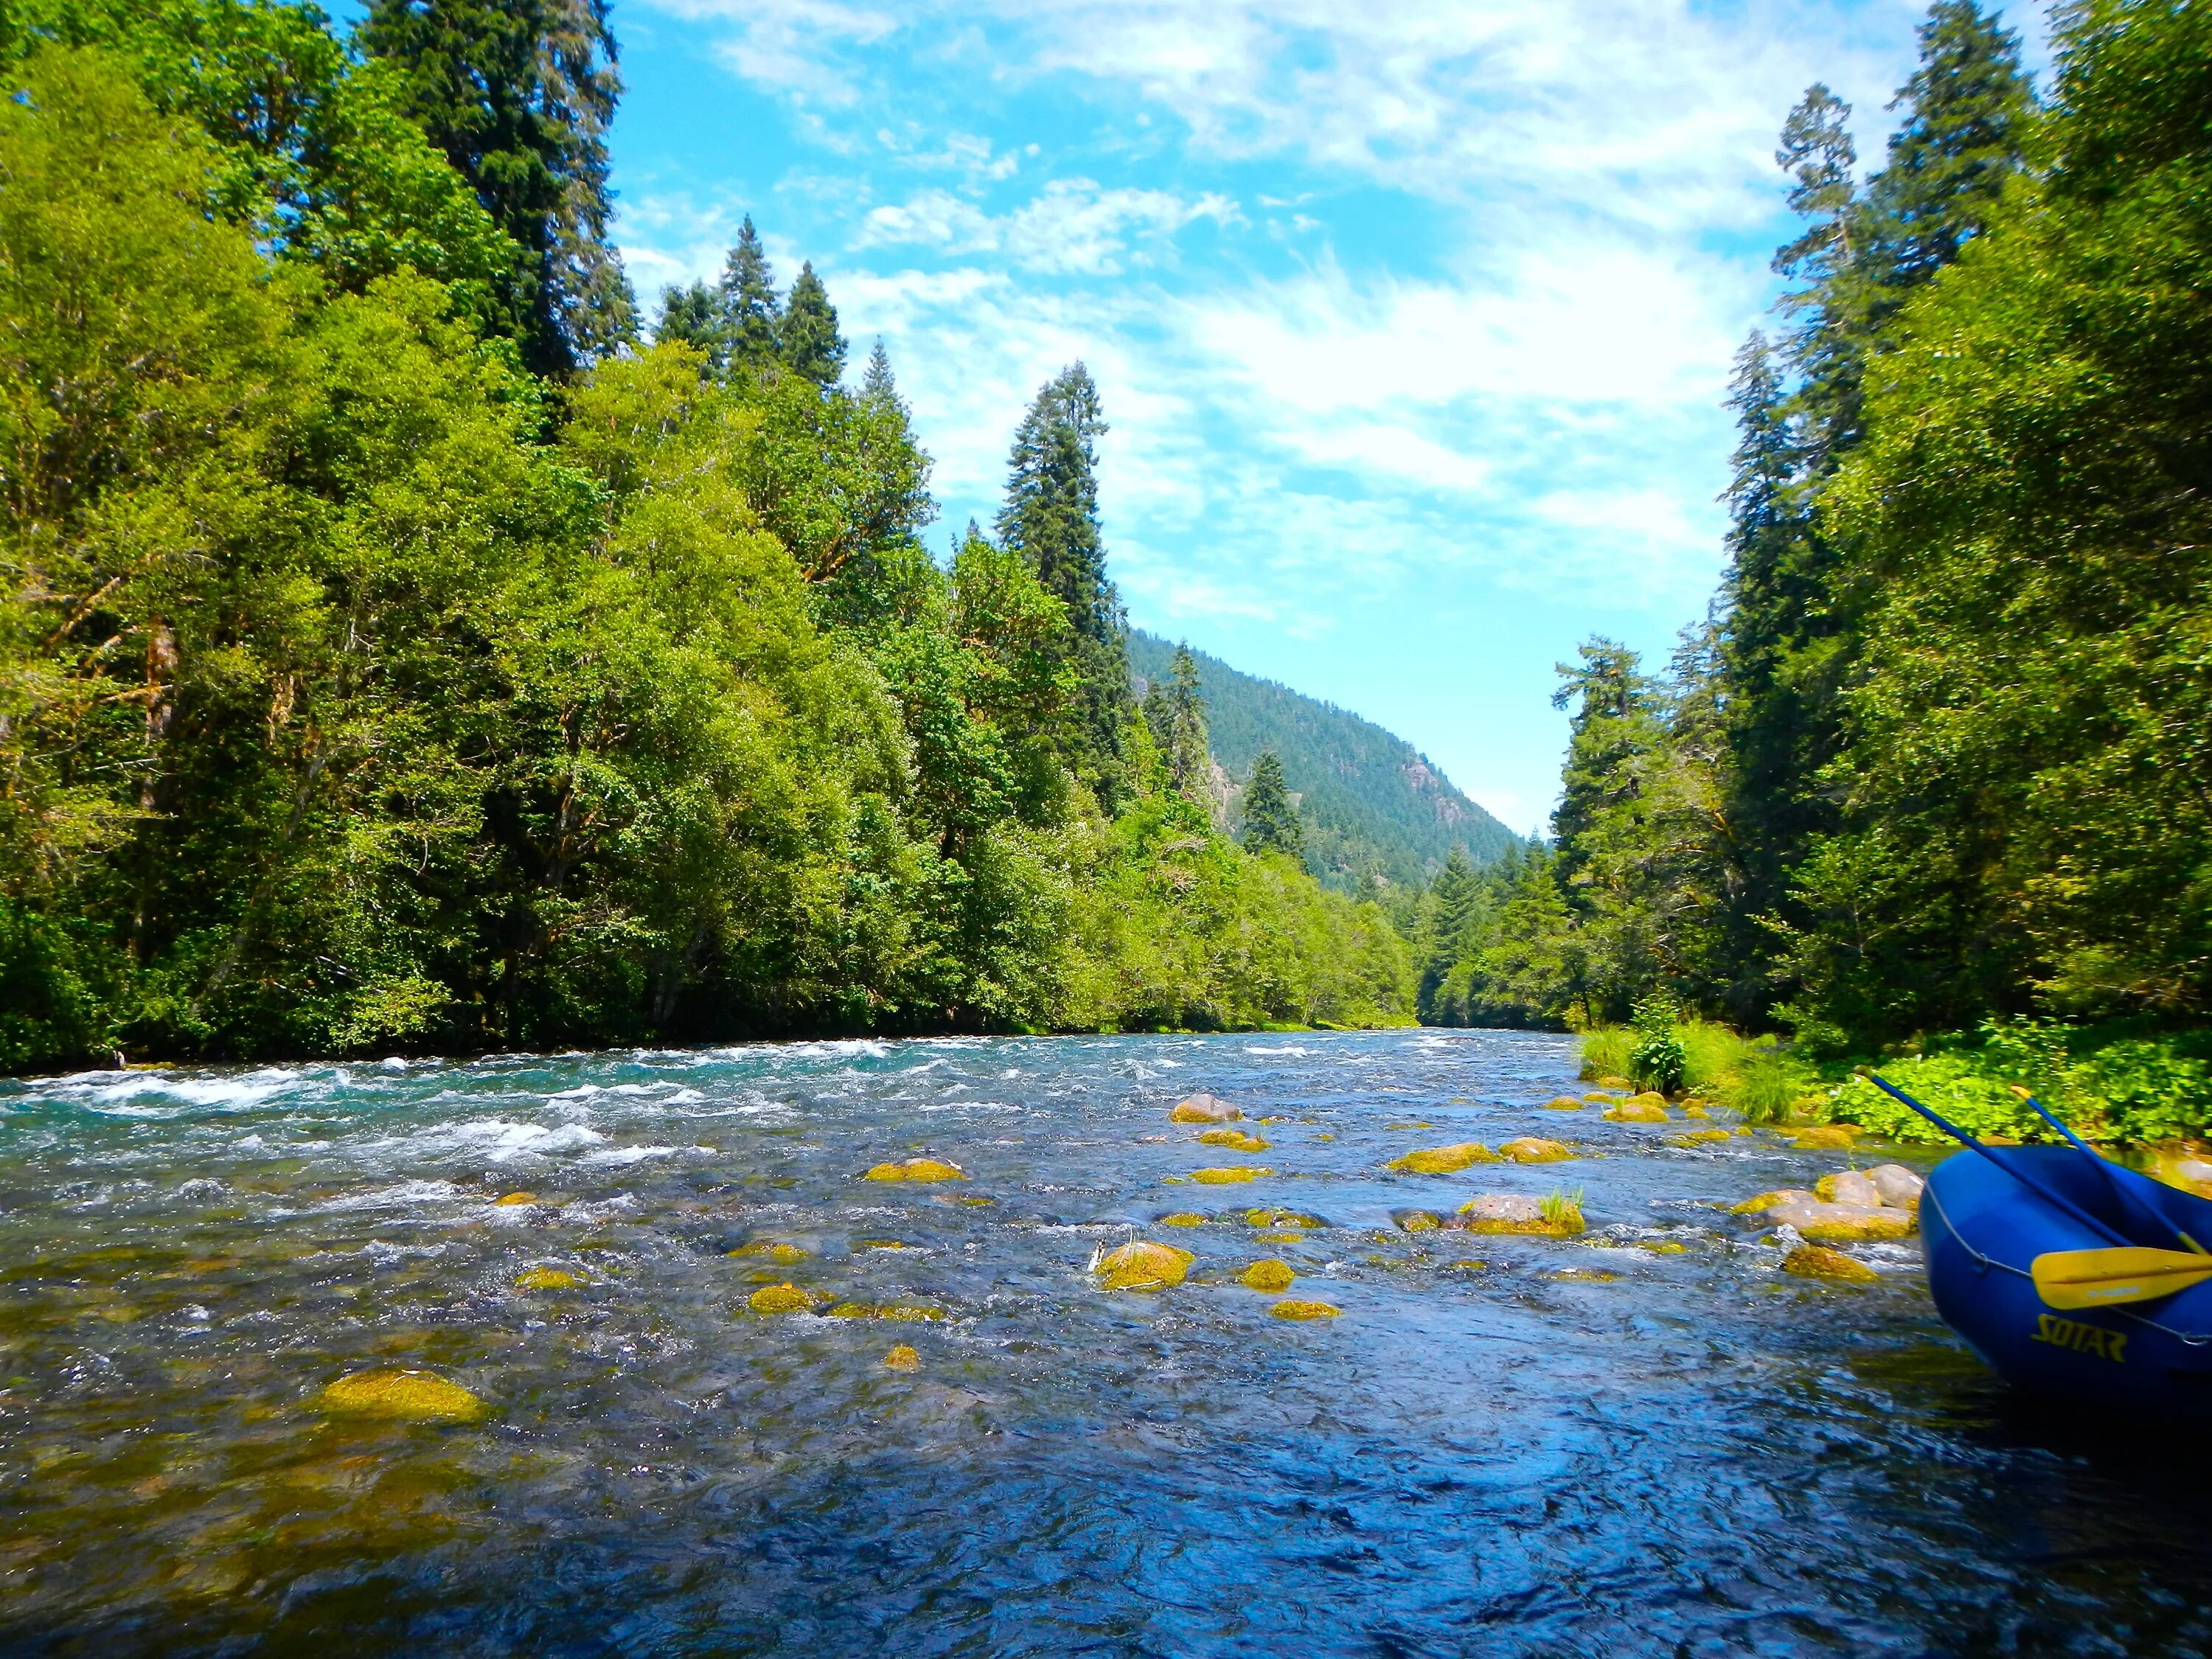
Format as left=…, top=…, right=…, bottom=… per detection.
left=0, top=3, right=1413, bottom=1070
left=1430, top=0, right=2212, bottom=1143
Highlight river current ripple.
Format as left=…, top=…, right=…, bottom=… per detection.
left=1, top=1029, right=2208, bottom=1655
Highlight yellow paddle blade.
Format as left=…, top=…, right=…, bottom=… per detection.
left=2032, top=1246, right=2212, bottom=1310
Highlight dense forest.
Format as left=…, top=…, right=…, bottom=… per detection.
left=1421, top=0, right=2212, bottom=1114
left=1126, top=631, right=1520, bottom=894
left=0, top=0, right=1417, bottom=1071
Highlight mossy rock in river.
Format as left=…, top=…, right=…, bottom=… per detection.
left=1239, top=1259, right=1296, bottom=1293
left=1396, top=1210, right=1443, bottom=1234
left=826, top=1301, right=945, bottom=1321
left=1244, top=1207, right=1323, bottom=1228
left=1386, top=1142, right=1498, bottom=1175
left=1767, top=1198, right=1916, bottom=1242
left=1782, top=1244, right=1879, bottom=1283
left=1733, top=1188, right=1816, bottom=1215
left=1094, top=1240, right=1196, bottom=1290
left=1500, top=1137, right=1573, bottom=1164
left=1604, top=1097, right=1670, bottom=1124
left=1867, top=1164, right=1926, bottom=1209
left=1158, top=1211, right=1209, bottom=1228
left=513, top=1267, right=580, bottom=1292
left=863, top=1158, right=966, bottom=1183
left=1455, top=1193, right=1585, bottom=1238
left=727, top=1241, right=812, bottom=1262
left=883, top=1344, right=920, bottom=1371
left=1169, top=1093, right=1239, bottom=1124
left=1268, top=1299, right=1340, bottom=1321
left=1781, top=1124, right=1862, bottom=1150
left=1189, top=1166, right=1265, bottom=1185
left=1543, top=1096, right=1584, bottom=1111
left=492, top=1192, right=538, bottom=1208
left=319, top=1369, right=487, bottom=1424
left=1816, top=1171, right=1882, bottom=1206
left=1197, top=1128, right=1270, bottom=1152
left=747, top=1282, right=821, bottom=1315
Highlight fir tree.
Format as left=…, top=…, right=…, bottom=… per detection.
left=997, top=364, right=1130, bottom=799
left=653, top=280, right=728, bottom=371
left=1241, top=751, right=1307, bottom=866
left=719, top=215, right=780, bottom=370
left=861, top=337, right=897, bottom=403
left=357, top=0, right=635, bottom=377
left=1143, top=644, right=1210, bottom=800
left=778, top=260, right=846, bottom=385
left=1861, top=1, right=2034, bottom=295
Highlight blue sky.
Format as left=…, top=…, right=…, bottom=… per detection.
left=597, top=0, right=2048, bottom=834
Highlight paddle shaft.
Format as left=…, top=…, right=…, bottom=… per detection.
left=2012, top=1087, right=2206, bottom=1255
left=1868, top=1074, right=2134, bottom=1249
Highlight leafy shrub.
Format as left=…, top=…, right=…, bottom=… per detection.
left=1829, top=1020, right=2212, bottom=1145
left=1627, top=996, right=1687, bottom=1094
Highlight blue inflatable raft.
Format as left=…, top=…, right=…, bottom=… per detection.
left=1892, top=1078, right=2212, bottom=1412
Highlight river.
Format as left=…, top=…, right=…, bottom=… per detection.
left=1, top=1029, right=2207, bottom=1655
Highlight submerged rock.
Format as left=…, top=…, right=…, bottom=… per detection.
left=1784, top=1124, right=1862, bottom=1150
left=1733, top=1188, right=1818, bottom=1215
left=884, top=1344, right=919, bottom=1371
left=1455, top=1193, right=1585, bottom=1237
left=1500, top=1137, right=1573, bottom=1164
left=492, top=1192, right=537, bottom=1208
left=827, top=1302, right=945, bottom=1321
left=1386, top=1142, right=1499, bottom=1175
left=1669, top=1130, right=1733, bottom=1147
left=319, top=1369, right=487, bottom=1424
left=1396, top=1210, right=1442, bottom=1233
left=1604, top=1098, right=1670, bottom=1124
left=1549, top=1269, right=1621, bottom=1283
left=1094, top=1240, right=1195, bottom=1290
left=864, top=1158, right=967, bottom=1183
left=747, top=1283, right=818, bottom=1315
left=727, top=1241, right=812, bottom=1262
left=1158, top=1211, right=1209, bottom=1228
left=1765, top=1198, right=1916, bottom=1242
left=1268, top=1299, right=1340, bottom=1321
left=1197, top=1129, right=1271, bottom=1152
left=513, top=1267, right=580, bottom=1292
left=1816, top=1170, right=1882, bottom=1206
left=1867, top=1164, right=1925, bottom=1209
left=1189, top=1166, right=1265, bottom=1185
left=1782, top=1244, right=1879, bottom=1283
left=1170, top=1093, right=1240, bottom=1124
left=1245, top=1207, right=1323, bottom=1228
left=1239, top=1259, right=1297, bottom=1293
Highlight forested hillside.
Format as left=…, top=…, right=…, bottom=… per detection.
left=0, top=0, right=1414, bottom=1070
left=1127, top=633, right=1518, bottom=890
left=1432, top=0, right=2212, bottom=1086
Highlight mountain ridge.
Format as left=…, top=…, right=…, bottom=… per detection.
left=1127, top=630, right=1519, bottom=890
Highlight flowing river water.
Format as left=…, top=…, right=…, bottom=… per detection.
left=2, top=1029, right=2208, bottom=1655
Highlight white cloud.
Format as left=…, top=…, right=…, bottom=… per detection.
left=853, top=179, right=1236, bottom=273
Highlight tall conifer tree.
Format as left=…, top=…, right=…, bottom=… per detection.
left=719, top=216, right=781, bottom=370
left=1240, top=752, right=1306, bottom=866
left=357, top=0, right=635, bottom=376
left=778, top=260, right=846, bottom=385
left=1143, top=644, right=1209, bottom=799
left=997, top=364, right=1130, bottom=799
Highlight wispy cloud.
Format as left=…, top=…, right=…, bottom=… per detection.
left=616, top=0, right=2031, bottom=812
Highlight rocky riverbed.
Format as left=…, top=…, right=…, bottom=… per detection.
left=2, top=1029, right=2209, bottom=1655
